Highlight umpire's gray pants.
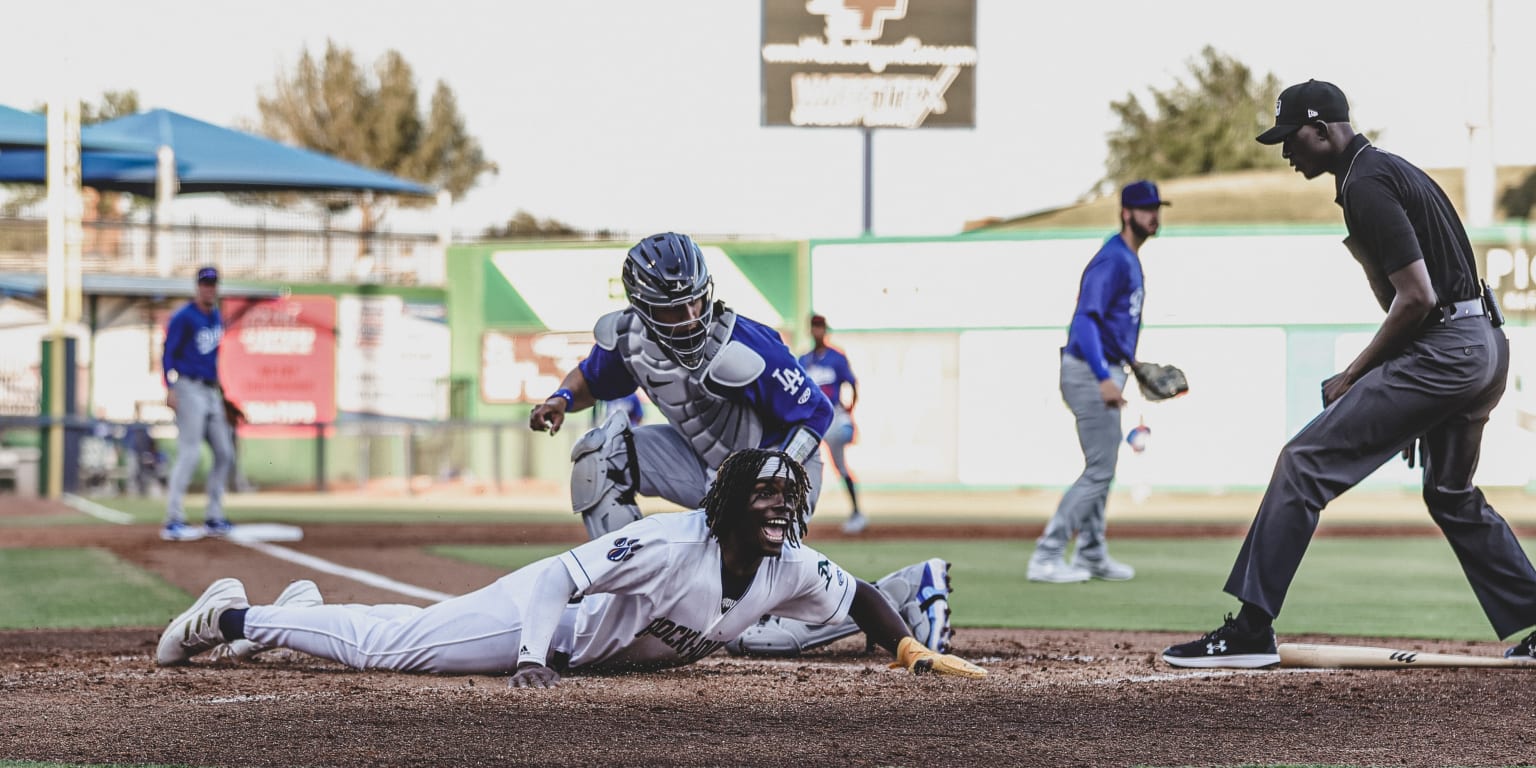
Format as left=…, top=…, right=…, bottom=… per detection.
left=611, top=423, right=824, bottom=521
left=1225, top=319, right=1536, bottom=639
left=1034, top=352, right=1128, bottom=562
left=166, top=378, right=234, bottom=525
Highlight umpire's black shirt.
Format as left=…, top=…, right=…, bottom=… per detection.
left=1334, top=134, right=1481, bottom=306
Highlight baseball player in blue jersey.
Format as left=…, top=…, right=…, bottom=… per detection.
left=1027, top=181, right=1167, bottom=584
left=155, top=449, right=986, bottom=685
left=799, top=314, right=865, bottom=534
left=529, top=233, right=955, bottom=657
left=160, top=266, right=236, bottom=542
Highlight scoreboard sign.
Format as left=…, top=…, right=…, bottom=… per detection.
left=762, top=0, right=977, bottom=129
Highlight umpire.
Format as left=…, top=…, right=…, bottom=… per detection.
left=1164, top=80, right=1536, bottom=667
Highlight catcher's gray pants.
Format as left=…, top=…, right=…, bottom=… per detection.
left=165, top=377, right=234, bottom=525
left=1225, top=319, right=1536, bottom=639
left=823, top=409, right=854, bottom=479
left=591, top=423, right=824, bottom=529
left=1034, top=352, right=1128, bottom=563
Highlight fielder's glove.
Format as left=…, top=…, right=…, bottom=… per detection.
left=888, top=636, right=987, bottom=679
left=1132, top=362, right=1189, bottom=402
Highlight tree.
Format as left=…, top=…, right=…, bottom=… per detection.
left=255, top=40, right=498, bottom=244
left=482, top=210, right=616, bottom=241
left=1103, top=47, right=1285, bottom=188
left=1499, top=172, right=1536, bottom=220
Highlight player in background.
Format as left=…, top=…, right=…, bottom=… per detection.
left=799, top=314, right=866, bottom=534
left=529, top=233, right=954, bottom=657
left=1026, top=181, right=1168, bottom=584
left=155, top=449, right=987, bottom=685
left=160, top=266, right=236, bottom=542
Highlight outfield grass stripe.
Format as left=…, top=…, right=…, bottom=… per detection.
left=232, top=540, right=455, bottom=603
left=60, top=494, right=133, bottom=524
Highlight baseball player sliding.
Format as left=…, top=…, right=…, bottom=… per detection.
left=530, top=232, right=954, bottom=656
left=154, top=449, right=987, bottom=685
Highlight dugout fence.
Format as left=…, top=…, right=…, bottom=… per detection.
left=0, top=415, right=557, bottom=499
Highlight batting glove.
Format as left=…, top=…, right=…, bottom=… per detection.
left=888, top=636, right=987, bottom=679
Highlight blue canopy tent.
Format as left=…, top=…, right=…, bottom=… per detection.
left=0, top=108, right=432, bottom=196
left=0, top=103, right=157, bottom=153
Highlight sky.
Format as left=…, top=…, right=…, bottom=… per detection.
left=3, top=0, right=1534, bottom=240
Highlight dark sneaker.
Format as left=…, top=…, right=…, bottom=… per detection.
left=204, top=518, right=235, bottom=537
left=1162, top=614, right=1280, bottom=669
left=1505, top=631, right=1536, bottom=660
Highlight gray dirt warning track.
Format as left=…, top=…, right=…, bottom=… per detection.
left=3, top=516, right=1535, bottom=767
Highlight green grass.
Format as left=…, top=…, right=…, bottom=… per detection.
left=0, top=549, right=188, bottom=629
left=25, top=496, right=574, bottom=527
left=428, top=537, right=1524, bottom=641
left=3, top=527, right=1525, bottom=641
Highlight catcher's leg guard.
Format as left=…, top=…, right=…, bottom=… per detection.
left=724, top=559, right=954, bottom=657
left=724, top=614, right=863, bottom=657
left=570, top=409, right=642, bottom=539
left=873, top=558, right=953, bottom=653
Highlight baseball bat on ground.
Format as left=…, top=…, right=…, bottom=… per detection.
left=1278, top=642, right=1536, bottom=669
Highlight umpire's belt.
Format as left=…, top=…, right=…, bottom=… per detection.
left=181, top=375, right=220, bottom=388
left=1425, top=297, right=1485, bottom=326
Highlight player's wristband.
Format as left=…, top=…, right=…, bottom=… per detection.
left=780, top=425, right=822, bottom=465
left=548, top=388, right=574, bottom=409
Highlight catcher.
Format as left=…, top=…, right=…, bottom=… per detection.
left=1028, top=180, right=1185, bottom=584
left=155, top=449, right=986, bottom=686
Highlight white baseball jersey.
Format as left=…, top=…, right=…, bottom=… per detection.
left=559, top=510, right=854, bottom=671
left=242, top=511, right=855, bottom=675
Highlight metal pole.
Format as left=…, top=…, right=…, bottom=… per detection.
left=46, top=96, right=82, bottom=499
left=403, top=423, right=415, bottom=496
left=315, top=422, right=328, bottom=492
left=861, top=126, right=874, bottom=236
left=492, top=423, right=504, bottom=494
left=155, top=145, right=175, bottom=276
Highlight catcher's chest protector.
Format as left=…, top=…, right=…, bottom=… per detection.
left=616, top=310, right=764, bottom=468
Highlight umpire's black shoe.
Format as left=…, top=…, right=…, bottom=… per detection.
left=1161, top=614, right=1280, bottom=669
left=1505, top=631, right=1536, bottom=661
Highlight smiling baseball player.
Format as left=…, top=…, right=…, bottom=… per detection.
left=154, top=450, right=986, bottom=685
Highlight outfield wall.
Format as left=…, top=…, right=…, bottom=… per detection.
left=807, top=227, right=1536, bottom=492
left=9, top=228, right=1530, bottom=495
left=447, top=227, right=1536, bottom=493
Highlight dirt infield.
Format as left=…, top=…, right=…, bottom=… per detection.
left=4, top=513, right=1535, bottom=767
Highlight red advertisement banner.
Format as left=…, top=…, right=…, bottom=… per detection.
left=220, top=295, right=336, bottom=437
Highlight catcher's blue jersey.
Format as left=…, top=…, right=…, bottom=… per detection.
left=1065, top=233, right=1144, bottom=380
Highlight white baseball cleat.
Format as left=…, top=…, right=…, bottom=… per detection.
left=209, top=579, right=323, bottom=663
left=155, top=578, right=249, bottom=666
left=1072, top=554, right=1135, bottom=581
left=1027, top=556, right=1092, bottom=584
left=875, top=558, right=953, bottom=653
left=840, top=512, right=868, bottom=535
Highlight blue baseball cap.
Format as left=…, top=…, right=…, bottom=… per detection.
left=196, top=266, right=218, bottom=283
left=1121, top=180, right=1170, bottom=209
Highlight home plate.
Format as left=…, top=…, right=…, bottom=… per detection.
left=226, top=523, right=304, bottom=543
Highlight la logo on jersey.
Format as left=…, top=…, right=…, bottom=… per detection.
left=607, top=537, right=645, bottom=562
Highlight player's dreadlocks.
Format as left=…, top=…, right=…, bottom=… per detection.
left=703, top=448, right=810, bottom=547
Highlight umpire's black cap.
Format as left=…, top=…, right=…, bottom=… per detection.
left=1257, top=80, right=1350, bottom=145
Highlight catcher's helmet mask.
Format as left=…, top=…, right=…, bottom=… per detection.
left=622, top=232, right=716, bottom=370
